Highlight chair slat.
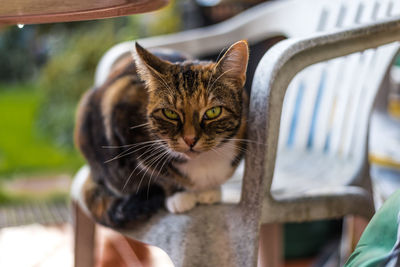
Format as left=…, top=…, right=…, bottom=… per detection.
left=322, top=1, right=346, bottom=31
left=279, top=76, right=302, bottom=148
left=312, top=59, right=343, bottom=152
left=278, top=0, right=337, bottom=149
left=342, top=0, right=395, bottom=157
left=341, top=51, right=375, bottom=157
left=298, top=0, right=362, bottom=153
left=353, top=43, right=399, bottom=156
left=329, top=54, right=360, bottom=155
left=292, top=65, right=325, bottom=150
left=392, top=0, right=400, bottom=16
left=333, top=0, right=379, bottom=156
left=321, top=0, right=365, bottom=155
left=375, top=0, right=393, bottom=19
left=279, top=0, right=399, bottom=160
left=279, top=0, right=360, bottom=151
left=337, top=0, right=363, bottom=27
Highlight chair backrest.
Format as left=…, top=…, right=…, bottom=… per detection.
left=94, top=0, right=326, bottom=86
left=94, top=0, right=400, bottom=161
left=278, top=0, right=400, bottom=160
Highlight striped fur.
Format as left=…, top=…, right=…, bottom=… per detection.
left=75, top=41, right=249, bottom=228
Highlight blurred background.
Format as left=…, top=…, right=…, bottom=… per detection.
left=0, top=0, right=399, bottom=266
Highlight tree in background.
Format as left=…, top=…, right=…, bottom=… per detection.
left=0, top=2, right=181, bottom=179
left=35, top=1, right=181, bottom=147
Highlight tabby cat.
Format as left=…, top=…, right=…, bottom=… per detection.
left=74, top=40, right=249, bottom=228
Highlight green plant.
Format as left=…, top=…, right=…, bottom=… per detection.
left=0, top=84, right=83, bottom=177
left=37, top=24, right=124, bottom=146
left=0, top=26, right=38, bottom=82
left=36, top=2, right=181, bottom=147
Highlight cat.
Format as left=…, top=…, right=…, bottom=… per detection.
left=74, top=40, right=249, bottom=228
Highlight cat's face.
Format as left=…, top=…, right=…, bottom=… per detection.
left=134, top=41, right=249, bottom=158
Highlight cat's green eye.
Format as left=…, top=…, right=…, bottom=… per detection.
left=204, top=106, right=222, bottom=120
left=162, top=109, right=179, bottom=120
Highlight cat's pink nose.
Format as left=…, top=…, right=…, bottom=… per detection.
left=183, top=136, right=197, bottom=147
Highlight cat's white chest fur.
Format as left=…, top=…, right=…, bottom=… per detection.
left=174, top=141, right=237, bottom=191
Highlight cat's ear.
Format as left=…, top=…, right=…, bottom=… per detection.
left=215, top=40, right=249, bottom=88
left=133, top=42, right=173, bottom=81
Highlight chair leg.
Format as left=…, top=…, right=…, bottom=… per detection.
left=258, top=223, right=283, bottom=267
left=340, top=215, right=369, bottom=265
left=72, top=201, right=96, bottom=267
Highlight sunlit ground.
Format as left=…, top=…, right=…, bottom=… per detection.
left=0, top=224, right=73, bottom=267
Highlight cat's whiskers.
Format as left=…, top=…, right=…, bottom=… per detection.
left=136, top=148, right=170, bottom=193
left=122, top=168, right=137, bottom=192
left=216, top=45, right=229, bottom=63
left=121, top=143, right=167, bottom=191
left=105, top=143, right=159, bottom=164
left=210, top=147, right=225, bottom=158
left=210, top=147, right=245, bottom=162
left=116, top=138, right=170, bottom=155
left=218, top=140, right=248, bottom=155
left=144, top=150, right=171, bottom=196
left=131, top=144, right=168, bottom=179
left=130, top=122, right=150, bottom=130
left=133, top=144, right=167, bottom=172
left=208, top=69, right=233, bottom=92
left=210, top=145, right=241, bottom=160
left=102, top=144, right=136, bottom=149
left=136, top=145, right=167, bottom=176
left=147, top=151, right=173, bottom=198
left=122, top=146, right=162, bottom=192
left=104, top=140, right=166, bottom=163
left=205, top=46, right=228, bottom=91
left=205, top=69, right=215, bottom=92
left=145, top=150, right=169, bottom=184
left=154, top=151, right=172, bottom=180
left=222, top=142, right=248, bottom=154
left=102, top=139, right=167, bottom=149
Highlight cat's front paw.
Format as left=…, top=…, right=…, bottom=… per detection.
left=166, top=192, right=197, bottom=213
left=196, top=189, right=221, bottom=205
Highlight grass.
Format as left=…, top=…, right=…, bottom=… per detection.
left=0, top=83, right=83, bottom=179
left=0, top=188, right=68, bottom=205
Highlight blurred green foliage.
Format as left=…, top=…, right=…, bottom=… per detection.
left=0, top=84, right=83, bottom=177
left=37, top=2, right=181, bottom=147
left=0, top=26, right=39, bottom=82
left=0, top=1, right=181, bottom=185
left=0, top=185, right=68, bottom=205
left=37, top=24, right=125, bottom=146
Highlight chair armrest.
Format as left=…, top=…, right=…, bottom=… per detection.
left=242, top=16, right=400, bottom=206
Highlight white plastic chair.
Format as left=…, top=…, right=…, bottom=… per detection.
left=71, top=0, right=400, bottom=266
